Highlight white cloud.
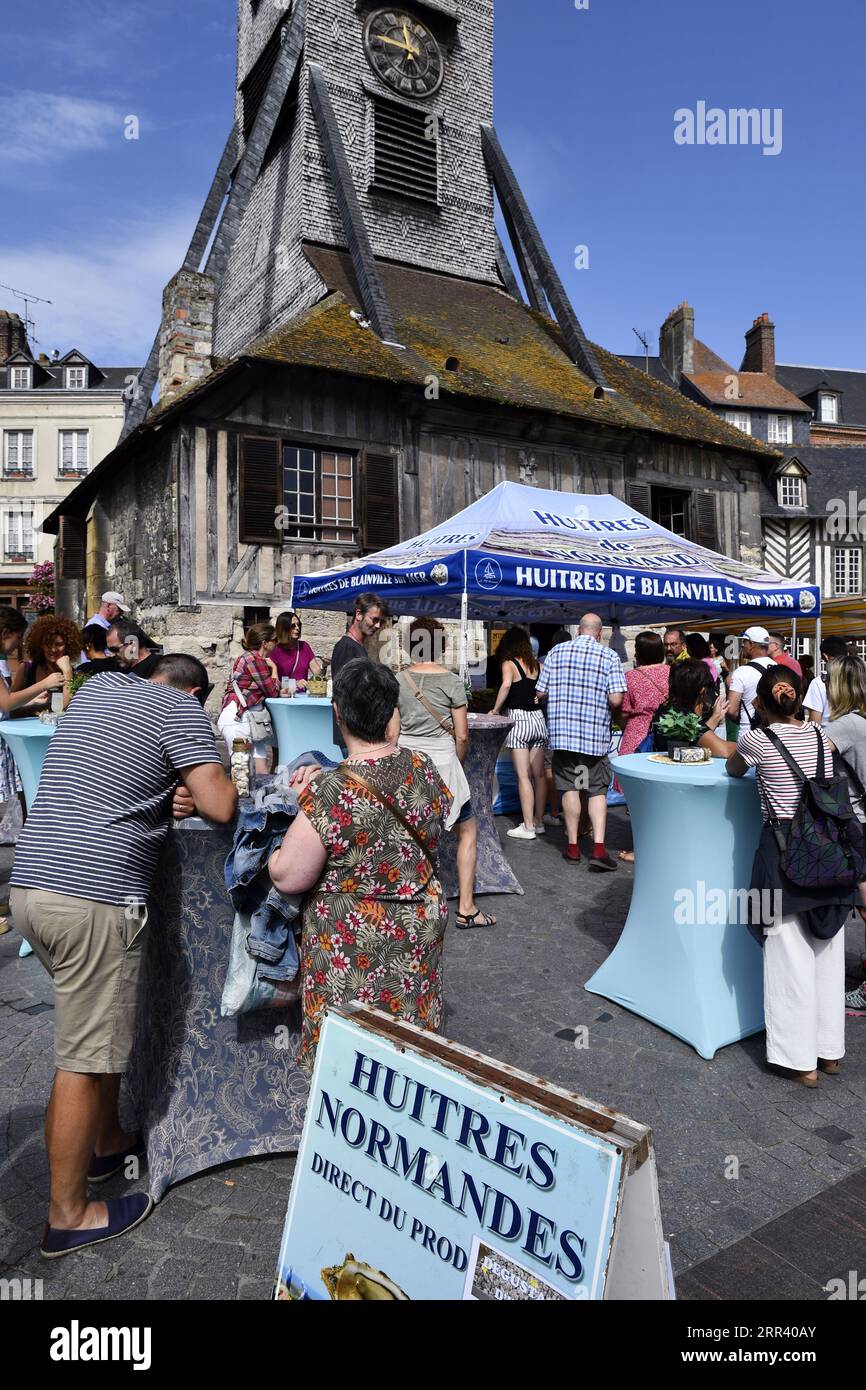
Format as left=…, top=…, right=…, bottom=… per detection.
left=0, top=206, right=198, bottom=365
left=0, top=91, right=125, bottom=165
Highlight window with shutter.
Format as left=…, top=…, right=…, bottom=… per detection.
left=626, top=482, right=652, bottom=520
left=371, top=96, right=439, bottom=204
left=692, top=492, right=719, bottom=551
left=240, top=436, right=281, bottom=544
left=361, top=452, right=399, bottom=552
left=241, top=437, right=359, bottom=546
left=59, top=516, right=85, bottom=580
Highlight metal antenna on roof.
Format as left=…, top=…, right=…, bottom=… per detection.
left=632, top=328, right=650, bottom=375
left=0, top=281, right=53, bottom=348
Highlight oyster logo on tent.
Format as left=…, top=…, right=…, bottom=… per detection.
left=296, top=581, right=309, bottom=600
left=799, top=589, right=816, bottom=613
left=475, top=559, right=502, bottom=590
left=430, top=564, right=449, bottom=586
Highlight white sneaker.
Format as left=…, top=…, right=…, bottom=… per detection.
left=533, top=824, right=546, bottom=835
left=507, top=825, right=537, bottom=840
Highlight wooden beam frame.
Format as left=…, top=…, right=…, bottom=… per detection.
left=121, top=127, right=240, bottom=440
left=308, top=63, right=396, bottom=343
left=481, top=123, right=609, bottom=392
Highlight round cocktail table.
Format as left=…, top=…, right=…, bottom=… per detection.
left=585, top=753, right=764, bottom=1058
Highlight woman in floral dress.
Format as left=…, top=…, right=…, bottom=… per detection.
left=269, top=659, right=452, bottom=1072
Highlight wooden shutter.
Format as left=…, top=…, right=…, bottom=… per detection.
left=239, top=436, right=281, bottom=545
left=361, top=452, right=400, bottom=552
left=58, top=516, right=85, bottom=580
left=626, top=482, right=652, bottom=520
left=692, top=491, right=719, bottom=551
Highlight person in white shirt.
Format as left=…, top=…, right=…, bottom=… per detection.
left=87, top=592, right=130, bottom=632
left=803, top=636, right=850, bottom=729
left=727, top=628, right=776, bottom=732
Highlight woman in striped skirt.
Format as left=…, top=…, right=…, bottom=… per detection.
left=492, top=628, right=548, bottom=842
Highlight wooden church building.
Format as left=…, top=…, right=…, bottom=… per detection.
left=46, top=0, right=781, bottom=679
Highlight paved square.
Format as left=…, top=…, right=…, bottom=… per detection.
left=2, top=811, right=865, bottom=1300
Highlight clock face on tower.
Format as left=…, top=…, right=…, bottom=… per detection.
left=363, top=9, right=445, bottom=100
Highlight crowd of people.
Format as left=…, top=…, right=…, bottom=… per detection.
left=6, top=582, right=866, bottom=1256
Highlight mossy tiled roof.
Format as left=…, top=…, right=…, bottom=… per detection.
left=245, top=248, right=778, bottom=459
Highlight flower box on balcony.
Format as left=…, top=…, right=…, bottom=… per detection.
left=3, top=470, right=33, bottom=479
left=5, top=554, right=31, bottom=564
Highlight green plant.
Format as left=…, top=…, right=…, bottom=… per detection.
left=67, top=672, right=90, bottom=700
left=656, top=709, right=702, bottom=744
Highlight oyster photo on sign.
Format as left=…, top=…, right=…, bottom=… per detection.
left=321, top=1254, right=410, bottom=1301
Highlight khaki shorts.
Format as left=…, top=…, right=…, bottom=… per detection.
left=552, top=751, right=612, bottom=798
left=10, top=887, right=148, bottom=1074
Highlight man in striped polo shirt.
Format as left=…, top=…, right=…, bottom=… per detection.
left=10, top=655, right=237, bottom=1258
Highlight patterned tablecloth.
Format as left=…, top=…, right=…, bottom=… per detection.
left=438, top=713, right=524, bottom=898
left=126, top=816, right=308, bottom=1202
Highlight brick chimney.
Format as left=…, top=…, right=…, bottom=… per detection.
left=659, top=302, right=695, bottom=384
left=158, top=269, right=215, bottom=403
left=0, top=309, right=30, bottom=364
left=741, top=312, right=776, bottom=379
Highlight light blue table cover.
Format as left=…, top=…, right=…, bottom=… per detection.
left=0, top=719, right=54, bottom=810
left=585, top=753, right=765, bottom=1059
left=267, top=696, right=342, bottom=767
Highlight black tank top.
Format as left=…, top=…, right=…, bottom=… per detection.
left=504, top=659, right=539, bottom=712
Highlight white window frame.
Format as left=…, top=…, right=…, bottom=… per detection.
left=3, top=507, right=34, bottom=563
left=58, top=428, right=90, bottom=476
left=833, top=546, right=862, bottom=597
left=778, top=474, right=804, bottom=508
left=9, top=366, right=32, bottom=390
left=723, top=410, right=752, bottom=435
left=65, top=366, right=87, bottom=390
left=3, top=429, right=35, bottom=476
left=819, top=392, right=838, bottom=423
left=768, top=414, right=793, bottom=444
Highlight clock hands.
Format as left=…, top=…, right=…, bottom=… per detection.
left=379, top=29, right=420, bottom=60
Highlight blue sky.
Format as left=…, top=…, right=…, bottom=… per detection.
left=1, top=0, right=864, bottom=373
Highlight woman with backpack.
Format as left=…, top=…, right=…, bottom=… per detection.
left=727, top=666, right=866, bottom=1086
left=825, top=655, right=866, bottom=1016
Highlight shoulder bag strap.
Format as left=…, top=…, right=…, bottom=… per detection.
left=336, top=763, right=437, bottom=873
left=231, top=654, right=269, bottom=710
left=403, top=671, right=455, bottom=738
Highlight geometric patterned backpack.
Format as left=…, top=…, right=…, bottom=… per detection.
left=763, top=724, right=866, bottom=891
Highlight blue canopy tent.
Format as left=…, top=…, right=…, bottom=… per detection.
left=291, top=483, right=821, bottom=663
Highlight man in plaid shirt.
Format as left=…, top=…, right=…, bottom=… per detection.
left=536, top=614, right=627, bottom=870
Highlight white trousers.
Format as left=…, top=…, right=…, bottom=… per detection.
left=217, top=702, right=274, bottom=763
left=763, top=913, right=845, bottom=1071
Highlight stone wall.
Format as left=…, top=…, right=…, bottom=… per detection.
left=98, top=439, right=176, bottom=622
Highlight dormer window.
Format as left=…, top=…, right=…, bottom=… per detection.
left=819, top=392, right=839, bottom=423
left=65, top=366, right=87, bottom=390
left=10, top=366, right=31, bottom=390
left=778, top=474, right=805, bottom=508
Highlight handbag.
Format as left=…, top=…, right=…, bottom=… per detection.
left=231, top=657, right=274, bottom=742
left=335, top=763, right=437, bottom=875
left=402, top=671, right=456, bottom=738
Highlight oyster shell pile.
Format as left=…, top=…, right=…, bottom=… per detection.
left=321, top=1254, right=409, bottom=1301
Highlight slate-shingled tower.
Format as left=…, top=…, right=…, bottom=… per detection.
left=216, top=0, right=499, bottom=355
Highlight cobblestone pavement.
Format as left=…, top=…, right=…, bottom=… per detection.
left=2, top=812, right=866, bottom=1300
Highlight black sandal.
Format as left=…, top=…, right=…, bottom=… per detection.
left=455, top=910, right=496, bottom=930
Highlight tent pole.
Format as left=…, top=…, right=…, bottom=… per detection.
left=791, top=618, right=797, bottom=657
left=460, top=553, right=469, bottom=683
left=815, top=614, right=822, bottom=664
